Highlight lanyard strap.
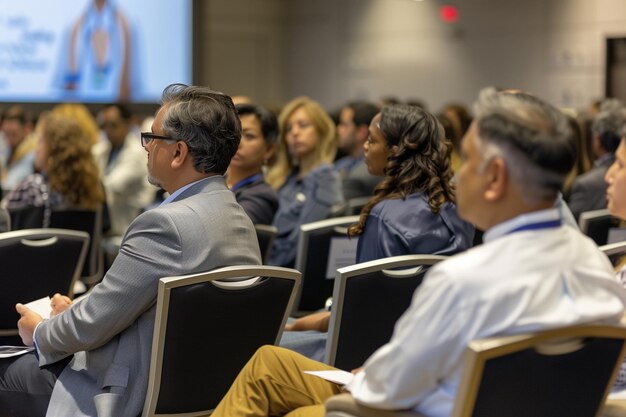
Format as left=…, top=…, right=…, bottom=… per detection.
left=231, top=173, right=263, bottom=192
left=507, top=219, right=562, bottom=235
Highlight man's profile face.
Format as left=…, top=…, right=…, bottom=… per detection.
left=100, top=106, right=129, bottom=147
left=337, top=107, right=357, bottom=153
left=456, top=122, right=488, bottom=229
left=1, top=119, right=26, bottom=148
left=145, top=106, right=170, bottom=189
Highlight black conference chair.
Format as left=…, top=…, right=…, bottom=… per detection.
left=0, top=229, right=89, bottom=344
left=141, top=265, right=301, bottom=417
left=579, top=209, right=621, bottom=246
left=7, top=205, right=45, bottom=230
left=600, top=240, right=626, bottom=267
left=50, top=208, right=104, bottom=286
left=325, top=254, right=446, bottom=371
left=293, top=216, right=359, bottom=315
left=254, top=224, right=278, bottom=264
left=325, top=324, right=626, bottom=417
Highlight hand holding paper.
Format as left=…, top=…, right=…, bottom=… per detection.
left=15, top=303, right=44, bottom=347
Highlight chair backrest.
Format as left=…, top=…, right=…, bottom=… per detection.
left=49, top=208, right=103, bottom=285
left=600, top=240, right=626, bottom=266
left=579, top=209, right=621, bottom=246
left=452, top=324, right=626, bottom=417
left=293, top=216, right=359, bottom=314
left=7, top=206, right=45, bottom=230
left=0, top=229, right=89, bottom=336
left=326, top=254, right=446, bottom=370
left=346, top=196, right=371, bottom=216
left=0, top=207, right=9, bottom=232
left=254, top=224, right=277, bottom=264
left=142, top=265, right=301, bottom=417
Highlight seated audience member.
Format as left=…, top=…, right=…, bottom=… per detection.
left=442, top=103, right=473, bottom=173
left=334, top=101, right=382, bottom=200
left=0, top=84, right=261, bottom=417
left=350, top=104, right=474, bottom=262
left=51, top=103, right=110, bottom=173
left=226, top=104, right=279, bottom=224
left=266, top=97, right=343, bottom=267
left=1, top=114, right=105, bottom=226
left=605, top=133, right=626, bottom=391
left=280, top=104, right=475, bottom=358
left=209, top=88, right=626, bottom=417
left=567, top=99, right=625, bottom=220
left=98, top=103, right=155, bottom=236
left=0, top=106, right=36, bottom=191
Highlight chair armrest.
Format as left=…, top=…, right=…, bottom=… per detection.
left=325, top=393, right=428, bottom=417
left=602, top=399, right=626, bottom=417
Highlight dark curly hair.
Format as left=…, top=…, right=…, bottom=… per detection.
left=348, top=104, right=455, bottom=235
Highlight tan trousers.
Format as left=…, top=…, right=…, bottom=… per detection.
left=211, top=345, right=343, bottom=417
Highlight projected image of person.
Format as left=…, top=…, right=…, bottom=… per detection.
left=55, top=0, right=140, bottom=101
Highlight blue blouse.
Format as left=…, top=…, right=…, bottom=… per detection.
left=356, top=192, right=474, bottom=263
left=269, top=164, right=343, bottom=267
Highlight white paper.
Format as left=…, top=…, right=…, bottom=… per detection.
left=325, top=237, right=359, bottom=279
left=0, top=346, right=34, bottom=359
left=25, top=296, right=51, bottom=319
left=304, top=370, right=354, bottom=386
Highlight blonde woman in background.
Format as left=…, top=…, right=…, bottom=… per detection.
left=267, top=97, right=343, bottom=267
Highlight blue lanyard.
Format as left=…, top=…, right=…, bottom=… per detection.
left=232, top=173, right=263, bottom=192
left=507, top=219, right=562, bottom=235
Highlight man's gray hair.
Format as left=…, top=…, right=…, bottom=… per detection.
left=473, top=87, right=576, bottom=204
left=592, top=99, right=624, bottom=153
left=160, top=84, right=241, bottom=175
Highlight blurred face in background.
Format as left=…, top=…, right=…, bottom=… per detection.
left=337, top=107, right=357, bottom=154
left=363, top=113, right=389, bottom=176
left=606, top=139, right=626, bottom=219
left=230, top=114, right=274, bottom=174
left=1, top=119, right=27, bottom=149
left=285, top=107, right=319, bottom=161
left=100, top=106, right=130, bottom=147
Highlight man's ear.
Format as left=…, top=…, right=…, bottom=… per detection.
left=171, top=141, right=189, bottom=169
left=483, top=157, right=507, bottom=202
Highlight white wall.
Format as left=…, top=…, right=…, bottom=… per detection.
left=204, top=0, right=626, bottom=112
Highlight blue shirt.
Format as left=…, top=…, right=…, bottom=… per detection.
left=356, top=192, right=474, bottom=263
left=270, top=164, right=343, bottom=267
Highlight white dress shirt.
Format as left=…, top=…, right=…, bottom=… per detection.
left=347, top=208, right=626, bottom=417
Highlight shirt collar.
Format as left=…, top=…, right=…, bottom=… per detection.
left=483, top=208, right=561, bottom=243
left=160, top=176, right=214, bottom=206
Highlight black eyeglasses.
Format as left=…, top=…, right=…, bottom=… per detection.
left=140, top=132, right=175, bottom=148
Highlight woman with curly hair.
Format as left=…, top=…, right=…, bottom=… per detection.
left=281, top=104, right=474, bottom=354
left=1, top=113, right=104, bottom=226
left=267, top=97, right=343, bottom=267
left=349, top=103, right=474, bottom=262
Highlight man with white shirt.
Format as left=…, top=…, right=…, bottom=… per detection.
left=209, top=87, right=626, bottom=417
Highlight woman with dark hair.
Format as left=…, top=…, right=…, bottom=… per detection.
left=349, top=104, right=473, bottom=262
left=226, top=104, right=279, bottom=225
left=281, top=104, right=474, bottom=357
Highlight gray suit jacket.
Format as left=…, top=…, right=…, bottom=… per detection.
left=567, top=155, right=615, bottom=220
left=38, top=176, right=261, bottom=417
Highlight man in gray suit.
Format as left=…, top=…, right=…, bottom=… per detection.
left=0, top=84, right=262, bottom=417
